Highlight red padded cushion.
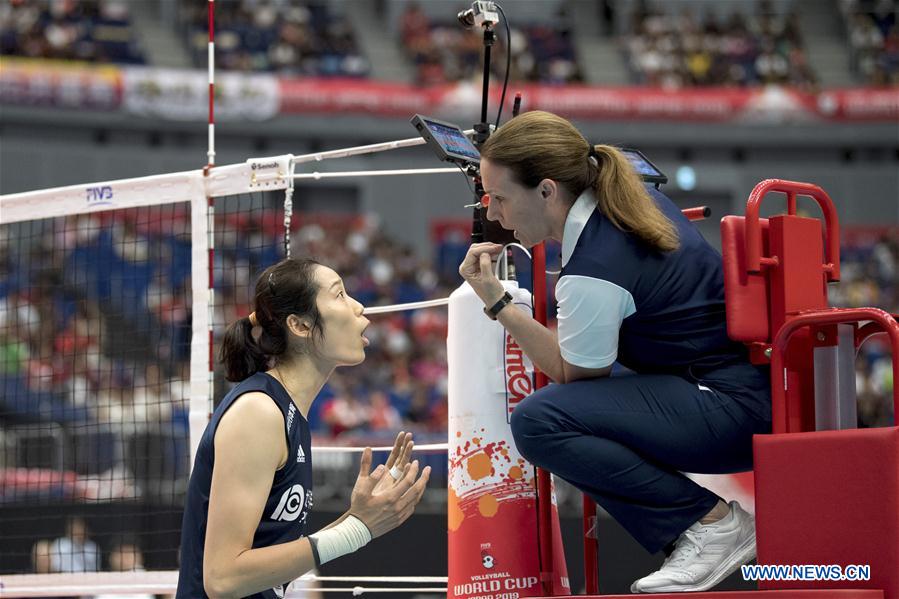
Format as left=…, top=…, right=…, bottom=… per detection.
left=721, top=216, right=770, bottom=343
left=754, top=427, right=899, bottom=597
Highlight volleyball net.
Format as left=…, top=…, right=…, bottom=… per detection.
left=0, top=146, right=464, bottom=595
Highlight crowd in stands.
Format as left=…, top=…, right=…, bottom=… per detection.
left=31, top=516, right=161, bottom=598
left=398, top=2, right=583, bottom=86
left=0, top=204, right=457, bottom=504
left=181, top=0, right=369, bottom=77
left=0, top=209, right=192, bottom=502
left=213, top=208, right=455, bottom=442
left=0, top=0, right=144, bottom=64
left=624, top=1, right=817, bottom=88
left=2, top=207, right=896, bottom=491
left=829, top=230, right=898, bottom=428
left=841, top=0, right=899, bottom=86
left=5, top=0, right=896, bottom=89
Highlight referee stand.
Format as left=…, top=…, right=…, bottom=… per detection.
left=534, top=179, right=899, bottom=599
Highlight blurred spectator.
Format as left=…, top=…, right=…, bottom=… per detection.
left=398, top=2, right=582, bottom=86
left=30, top=539, right=68, bottom=598
left=107, top=539, right=145, bottom=571
left=48, top=516, right=100, bottom=573
left=0, top=0, right=144, bottom=64
left=625, top=1, right=817, bottom=89
left=181, top=0, right=369, bottom=77
left=368, top=390, right=402, bottom=431
left=830, top=231, right=899, bottom=427
left=92, top=539, right=153, bottom=599
left=31, top=539, right=53, bottom=573
left=841, top=0, right=899, bottom=85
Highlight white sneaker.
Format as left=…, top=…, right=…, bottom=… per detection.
left=630, top=501, right=756, bottom=594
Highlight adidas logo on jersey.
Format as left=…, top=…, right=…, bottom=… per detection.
left=296, top=444, right=306, bottom=463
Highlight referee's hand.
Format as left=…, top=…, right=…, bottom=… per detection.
left=459, top=242, right=505, bottom=305
left=348, top=446, right=431, bottom=539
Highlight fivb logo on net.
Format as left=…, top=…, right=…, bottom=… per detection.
left=85, top=185, right=114, bottom=207
left=270, top=484, right=307, bottom=521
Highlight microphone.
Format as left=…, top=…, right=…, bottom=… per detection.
left=457, top=1, right=499, bottom=29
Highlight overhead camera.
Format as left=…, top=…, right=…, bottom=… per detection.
left=457, top=1, right=500, bottom=28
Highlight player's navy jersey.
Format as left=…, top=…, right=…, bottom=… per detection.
left=559, top=186, right=770, bottom=420
left=177, top=372, right=313, bottom=599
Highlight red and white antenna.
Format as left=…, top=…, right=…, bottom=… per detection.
left=206, top=0, right=215, bottom=168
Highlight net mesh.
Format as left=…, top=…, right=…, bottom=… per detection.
left=0, top=171, right=454, bottom=594
left=0, top=206, right=191, bottom=575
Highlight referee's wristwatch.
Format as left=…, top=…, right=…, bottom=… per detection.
left=483, top=291, right=514, bottom=320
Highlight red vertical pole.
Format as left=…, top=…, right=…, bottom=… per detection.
left=531, top=242, right=555, bottom=596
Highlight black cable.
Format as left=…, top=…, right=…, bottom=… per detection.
left=456, top=163, right=476, bottom=195
left=494, top=2, right=511, bottom=129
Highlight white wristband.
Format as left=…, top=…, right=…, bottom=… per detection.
left=309, top=515, right=372, bottom=565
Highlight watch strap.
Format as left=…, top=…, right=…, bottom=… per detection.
left=484, top=291, right=514, bottom=320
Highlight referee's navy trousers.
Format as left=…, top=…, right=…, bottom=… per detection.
left=510, top=369, right=772, bottom=554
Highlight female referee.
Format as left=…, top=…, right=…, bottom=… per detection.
left=177, top=258, right=431, bottom=599
left=459, top=111, right=771, bottom=593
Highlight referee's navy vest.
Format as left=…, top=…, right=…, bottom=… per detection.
left=560, top=186, right=770, bottom=420
left=177, top=372, right=313, bottom=599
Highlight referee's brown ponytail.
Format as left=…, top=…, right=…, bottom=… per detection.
left=480, top=110, right=679, bottom=253
left=219, top=258, right=325, bottom=382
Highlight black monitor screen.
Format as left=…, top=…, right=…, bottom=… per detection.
left=618, top=148, right=667, bottom=184
left=424, top=119, right=480, bottom=162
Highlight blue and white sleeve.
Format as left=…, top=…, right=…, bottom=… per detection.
left=555, top=275, right=636, bottom=369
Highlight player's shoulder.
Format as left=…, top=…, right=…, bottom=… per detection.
left=218, top=391, right=284, bottom=439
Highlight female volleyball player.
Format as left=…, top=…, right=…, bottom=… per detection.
left=177, top=258, right=431, bottom=599
left=459, top=111, right=770, bottom=593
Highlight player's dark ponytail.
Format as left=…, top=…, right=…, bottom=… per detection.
left=220, top=258, right=324, bottom=382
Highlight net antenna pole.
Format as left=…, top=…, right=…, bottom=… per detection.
left=283, top=161, right=295, bottom=258
left=206, top=0, right=216, bottom=169
left=191, top=0, right=216, bottom=466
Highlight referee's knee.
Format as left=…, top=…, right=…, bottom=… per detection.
left=510, top=387, right=556, bottom=463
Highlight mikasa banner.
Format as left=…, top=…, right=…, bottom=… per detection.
left=447, top=281, right=569, bottom=598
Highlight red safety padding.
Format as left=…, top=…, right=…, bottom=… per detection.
left=754, top=427, right=899, bottom=599
left=721, top=216, right=770, bottom=343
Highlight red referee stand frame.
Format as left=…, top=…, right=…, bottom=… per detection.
left=530, top=180, right=899, bottom=599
